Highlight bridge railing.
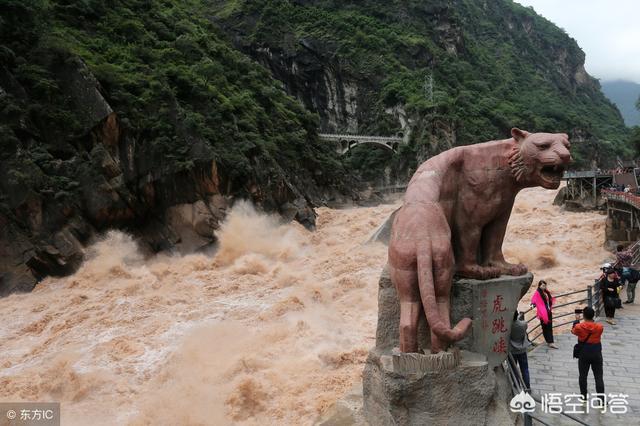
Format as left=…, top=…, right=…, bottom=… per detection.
left=563, top=170, right=597, bottom=179
left=522, top=285, right=602, bottom=343
left=602, top=188, right=640, bottom=210
left=318, top=133, right=403, bottom=142
left=563, top=170, right=618, bottom=179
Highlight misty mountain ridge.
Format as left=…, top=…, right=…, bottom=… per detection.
left=601, top=80, right=640, bottom=127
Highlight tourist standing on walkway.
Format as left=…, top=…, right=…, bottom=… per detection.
left=616, top=244, right=639, bottom=304
left=616, top=244, right=632, bottom=281
left=616, top=244, right=633, bottom=269
left=530, top=280, right=558, bottom=348
left=624, top=268, right=640, bottom=304
left=599, top=266, right=621, bottom=325
left=571, top=307, right=605, bottom=402
left=509, top=310, right=532, bottom=389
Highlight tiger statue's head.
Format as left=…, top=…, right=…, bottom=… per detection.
left=508, top=128, right=572, bottom=189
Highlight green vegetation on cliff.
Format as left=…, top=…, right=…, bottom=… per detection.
left=1, top=0, right=348, bottom=211
left=2, top=0, right=633, bottom=203
left=0, top=0, right=353, bottom=293
left=1, top=0, right=636, bottom=293
left=215, top=0, right=631, bottom=175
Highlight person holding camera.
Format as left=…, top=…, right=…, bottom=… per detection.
left=530, top=280, right=558, bottom=348
left=598, top=266, right=622, bottom=324
left=572, top=307, right=604, bottom=402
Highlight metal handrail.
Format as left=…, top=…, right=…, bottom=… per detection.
left=524, top=286, right=597, bottom=342
left=503, top=352, right=592, bottom=425
left=546, top=298, right=589, bottom=311
left=523, top=236, right=640, bottom=342
left=522, top=288, right=590, bottom=317
left=529, top=318, right=590, bottom=341
left=522, top=232, right=639, bottom=341
left=627, top=239, right=640, bottom=265
left=526, top=309, right=588, bottom=339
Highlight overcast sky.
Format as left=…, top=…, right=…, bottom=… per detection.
left=514, top=0, right=640, bottom=83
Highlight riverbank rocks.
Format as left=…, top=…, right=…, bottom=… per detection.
left=0, top=51, right=354, bottom=296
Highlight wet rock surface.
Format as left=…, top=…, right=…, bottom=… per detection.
left=0, top=57, right=352, bottom=295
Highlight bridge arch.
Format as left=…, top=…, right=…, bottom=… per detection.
left=340, top=140, right=396, bottom=154
left=319, top=133, right=403, bottom=155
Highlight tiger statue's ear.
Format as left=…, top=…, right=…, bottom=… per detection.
left=511, top=128, right=530, bottom=142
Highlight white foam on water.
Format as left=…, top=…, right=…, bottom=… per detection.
left=0, top=188, right=609, bottom=424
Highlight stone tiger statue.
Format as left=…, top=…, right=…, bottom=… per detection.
left=388, top=128, right=571, bottom=353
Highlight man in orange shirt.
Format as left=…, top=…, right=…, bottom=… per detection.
left=572, top=307, right=605, bottom=401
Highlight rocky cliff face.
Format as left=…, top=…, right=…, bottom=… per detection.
left=0, top=55, right=347, bottom=296
left=1, top=0, right=367, bottom=295
left=215, top=0, right=628, bottom=168
left=250, top=43, right=362, bottom=134
left=0, top=0, right=631, bottom=294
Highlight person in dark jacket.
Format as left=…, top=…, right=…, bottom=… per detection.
left=625, top=267, right=640, bottom=304
left=571, top=307, right=605, bottom=402
left=616, top=244, right=633, bottom=269
left=509, top=310, right=532, bottom=389
left=599, top=267, right=621, bottom=324
left=616, top=244, right=640, bottom=304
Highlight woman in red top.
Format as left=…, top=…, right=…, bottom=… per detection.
left=571, top=307, right=605, bottom=401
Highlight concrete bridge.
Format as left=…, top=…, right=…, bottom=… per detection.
left=318, top=133, right=404, bottom=154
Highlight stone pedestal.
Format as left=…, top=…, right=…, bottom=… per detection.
left=362, top=266, right=533, bottom=426
left=374, top=266, right=532, bottom=365
left=363, top=349, right=514, bottom=426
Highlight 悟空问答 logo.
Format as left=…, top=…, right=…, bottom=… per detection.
left=510, top=391, right=536, bottom=413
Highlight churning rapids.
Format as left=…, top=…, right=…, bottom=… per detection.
left=0, top=187, right=608, bottom=425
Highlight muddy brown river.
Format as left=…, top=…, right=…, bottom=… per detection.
left=0, top=187, right=610, bottom=425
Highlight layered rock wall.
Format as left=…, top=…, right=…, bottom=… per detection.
left=0, top=57, right=345, bottom=295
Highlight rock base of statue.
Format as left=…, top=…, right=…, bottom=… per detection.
left=362, top=349, right=514, bottom=426
left=359, top=266, right=533, bottom=426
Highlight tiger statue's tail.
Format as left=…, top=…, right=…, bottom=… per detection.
left=417, top=244, right=472, bottom=343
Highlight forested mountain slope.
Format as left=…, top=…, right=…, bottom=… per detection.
left=0, top=0, right=631, bottom=294
left=0, top=0, right=350, bottom=294
left=215, top=0, right=630, bottom=179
